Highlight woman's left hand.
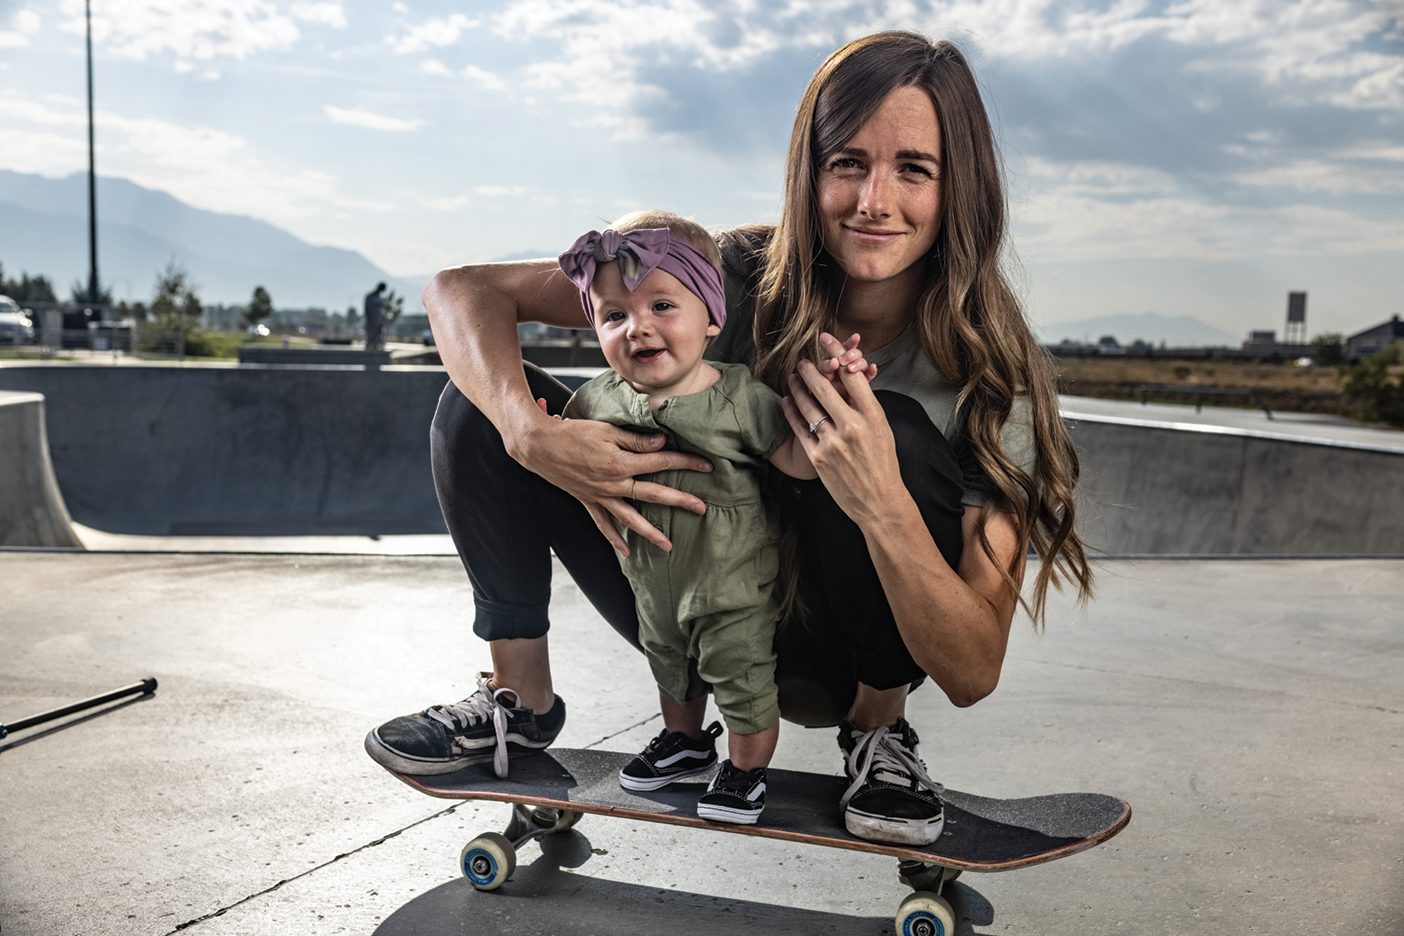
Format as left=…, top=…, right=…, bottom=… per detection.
left=782, top=359, right=902, bottom=527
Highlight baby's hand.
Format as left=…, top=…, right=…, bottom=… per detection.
left=817, top=332, right=877, bottom=385
left=536, top=397, right=563, bottom=421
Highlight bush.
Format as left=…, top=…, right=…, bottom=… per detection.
left=1342, top=344, right=1404, bottom=426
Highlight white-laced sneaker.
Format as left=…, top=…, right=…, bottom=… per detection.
left=364, top=673, right=565, bottom=777
left=838, top=717, right=945, bottom=845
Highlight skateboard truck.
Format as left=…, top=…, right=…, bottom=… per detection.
left=459, top=803, right=583, bottom=891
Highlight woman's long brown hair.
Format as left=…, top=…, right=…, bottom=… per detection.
left=742, top=31, right=1093, bottom=627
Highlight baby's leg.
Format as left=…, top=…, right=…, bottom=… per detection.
left=693, top=605, right=780, bottom=769
left=728, top=721, right=778, bottom=772
left=660, top=691, right=707, bottom=738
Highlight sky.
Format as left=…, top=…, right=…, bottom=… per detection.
left=1, top=0, right=1401, bottom=338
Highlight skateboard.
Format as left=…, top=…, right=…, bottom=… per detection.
left=380, top=748, right=1131, bottom=936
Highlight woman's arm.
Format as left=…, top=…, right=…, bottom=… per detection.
left=423, top=262, right=713, bottom=555
left=781, top=360, right=1023, bottom=706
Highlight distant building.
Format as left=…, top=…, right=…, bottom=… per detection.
left=1346, top=314, right=1404, bottom=361
left=1245, top=329, right=1277, bottom=346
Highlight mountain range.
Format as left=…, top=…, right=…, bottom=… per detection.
left=1035, top=312, right=1239, bottom=348
left=1, top=170, right=1239, bottom=345
left=0, top=170, right=431, bottom=311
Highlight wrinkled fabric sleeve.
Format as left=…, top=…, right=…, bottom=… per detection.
left=733, top=372, right=790, bottom=460
left=562, top=373, right=621, bottom=424
left=956, top=395, right=1037, bottom=510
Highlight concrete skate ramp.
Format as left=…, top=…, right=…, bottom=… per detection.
left=0, top=364, right=1399, bottom=553
left=1071, top=416, right=1404, bottom=556
left=0, top=391, right=84, bottom=548
left=0, top=365, right=452, bottom=536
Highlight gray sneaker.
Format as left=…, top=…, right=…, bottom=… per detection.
left=365, top=673, right=565, bottom=777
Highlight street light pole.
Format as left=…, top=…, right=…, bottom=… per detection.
left=85, top=0, right=100, bottom=314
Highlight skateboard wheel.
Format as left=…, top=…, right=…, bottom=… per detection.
left=460, top=833, right=516, bottom=891
left=896, top=891, right=955, bottom=936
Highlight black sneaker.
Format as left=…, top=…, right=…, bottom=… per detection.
left=364, top=673, right=565, bottom=777
left=696, top=759, right=767, bottom=825
left=837, top=717, right=945, bottom=845
left=619, top=721, right=723, bottom=791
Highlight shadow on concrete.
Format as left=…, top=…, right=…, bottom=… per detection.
left=0, top=695, right=154, bottom=754
left=373, top=830, right=995, bottom=935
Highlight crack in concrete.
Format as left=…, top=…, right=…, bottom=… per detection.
left=583, top=712, right=662, bottom=750
left=162, top=714, right=665, bottom=933
left=161, top=802, right=463, bottom=934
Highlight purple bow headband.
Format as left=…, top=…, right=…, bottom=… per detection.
left=558, top=227, right=727, bottom=329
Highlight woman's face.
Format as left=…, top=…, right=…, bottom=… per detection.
left=816, top=84, right=943, bottom=289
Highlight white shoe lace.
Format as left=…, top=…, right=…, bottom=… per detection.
left=839, top=724, right=944, bottom=811
left=426, top=673, right=514, bottom=778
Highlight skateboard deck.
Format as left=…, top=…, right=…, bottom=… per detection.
left=384, top=745, right=1129, bottom=868
left=381, top=748, right=1129, bottom=933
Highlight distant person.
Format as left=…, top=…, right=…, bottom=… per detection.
left=365, top=282, right=387, bottom=351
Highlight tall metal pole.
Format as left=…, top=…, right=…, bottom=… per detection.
left=85, top=0, right=100, bottom=313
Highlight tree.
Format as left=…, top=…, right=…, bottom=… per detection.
left=1342, top=344, right=1404, bottom=427
left=69, top=279, right=113, bottom=306
left=383, top=289, right=405, bottom=329
left=0, top=264, right=58, bottom=304
left=142, top=260, right=203, bottom=353
left=244, top=286, right=274, bottom=329
left=1311, top=332, right=1345, bottom=366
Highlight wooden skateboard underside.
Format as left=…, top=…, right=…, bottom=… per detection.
left=389, top=748, right=1130, bottom=871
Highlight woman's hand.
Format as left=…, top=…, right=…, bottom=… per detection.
left=781, top=360, right=900, bottom=528
left=514, top=410, right=711, bottom=557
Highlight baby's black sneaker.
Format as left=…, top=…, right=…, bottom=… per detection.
left=696, top=759, right=767, bottom=825
left=619, top=721, right=722, bottom=791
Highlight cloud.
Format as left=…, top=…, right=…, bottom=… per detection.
left=57, top=0, right=300, bottom=67
left=386, top=13, right=478, bottom=54
left=290, top=3, right=347, bottom=29
left=0, top=93, right=390, bottom=236
left=492, top=0, right=800, bottom=139
left=417, top=59, right=504, bottom=90
left=462, top=64, right=505, bottom=92
left=0, top=7, right=41, bottom=47
left=1016, top=180, right=1404, bottom=264
left=323, top=105, right=423, bottom=132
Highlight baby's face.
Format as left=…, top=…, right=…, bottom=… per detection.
left=589, top=261, right=720, bottom=398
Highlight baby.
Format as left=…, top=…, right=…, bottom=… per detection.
left=558, top=210, right=848, bottom=824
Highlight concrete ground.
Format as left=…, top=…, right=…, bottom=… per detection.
left=2, top=550, right=1400, bottom=936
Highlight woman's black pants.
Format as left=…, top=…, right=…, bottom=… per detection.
left=429, top=364, right=966, bottom=728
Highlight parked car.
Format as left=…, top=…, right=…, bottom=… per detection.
left=0, top=296, right=36, bottom=345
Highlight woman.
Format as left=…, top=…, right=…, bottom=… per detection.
left=366, top=31, right=1093, bottom=847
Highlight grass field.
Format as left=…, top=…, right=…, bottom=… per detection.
left=1053, top=355, right=1348, bottom=414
